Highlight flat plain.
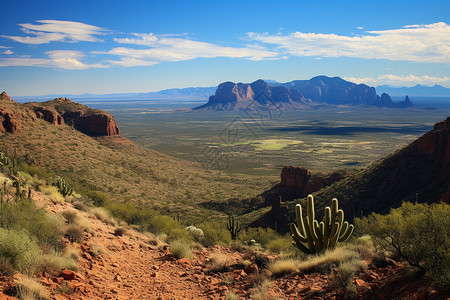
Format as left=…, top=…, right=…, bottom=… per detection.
left=82, top=99, right=450, bottom=176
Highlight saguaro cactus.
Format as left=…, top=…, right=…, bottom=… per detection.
left=290, top=195, right=354, bottom=254
left=52, top=176, right=74, bottom=197
left=227, top=214, right=242, bottom=240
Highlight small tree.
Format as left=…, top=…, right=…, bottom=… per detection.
left=356, top=202, right=450, bottom=287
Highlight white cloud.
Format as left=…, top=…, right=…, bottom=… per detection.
left=1, top=20, right=106, bottom=44
left=247, top=22, right=450, bottom=63
left=3, top=50, right=13, bottom=55
left=94, top=33, right=279, bottom=66
left=344, top=74, right=450, bottom=86
left=357, top=26, right=364, bottom=30
left=0, top=50, right=106, bottom=69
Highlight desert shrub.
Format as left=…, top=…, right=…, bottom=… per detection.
left=239, top=227, right=279, bottom=248
left=19, top=172, right=46, bottom=189
left=251, top=277, right=276, bottom=300
left=114, top=227, right=127, bottom=236
left=0, top=257, right=15, bottom=276
left=72, top=200, right=89, bottom=212
left=86, top=190, right=109, bottom=206
left=38, top=252, right=77, bottom=273
left=89, top=244, right=107, bottom=256
left=356, top=202, right=450, bottom=286
left=0, top=228, right=42, bottom=274
left=89, top=207, right=116, bottom=226
left=197, top=222, right=231, bottom=247
left=267, top=258, right=300, bottom=276
left=346, top=235, right=375, bottom=260
left=18, top=162, right=55, bottom=184
left=265, top=234, right=297, bottom=255
left=169, top=239, right=192, bottom=259
left=62, top=211, right=78, bottom=224
left=64, top=224, right=84, bottom=243
left=106, top=202, right=154, bottom=225
left=146, top=214, right=190, bottom=242
left=207, top=252, right=231, bottom=272
left=38, top=185, right=65, bottom=203
left=0, top=200, right=64, bottom=249
left=16, top=275, right=50, bottom=300
left=331, top=258, right=367, bottom=290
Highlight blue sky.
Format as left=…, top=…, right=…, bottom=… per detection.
left=1, top=0, right=449, bottom=95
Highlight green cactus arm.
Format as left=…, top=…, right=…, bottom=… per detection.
left=294, top=204, right=306, bottom=237
left=328, top=221, right=340, bottom=249
left=290, top=223, right=308, bottom=243
left=322, top=207, right=331, bottom=248
left=291, top=240, right=313, bottom=254
left=338, top=223, right=354, bottom=242
left=330, top=210, right=344, bottom=248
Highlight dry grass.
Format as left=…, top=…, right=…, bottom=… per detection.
left=267, top=258, right=300, bottom=276
left=207, top=252, right=231, bottom=272
left=38, top=185, right=64, bottom=203
left=16, top=275, right=50, bottom=300
left=89, top=207, right=116, bottom=226
left=297, top=248, right=360, bottom=273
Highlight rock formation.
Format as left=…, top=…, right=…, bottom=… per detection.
left=195, top=76, right=403, bottom=110
left=261, top=166, right=347, bottom=204
left=395, top=95, right=413, bottom=108
left=194, top=79, right=309, bottom=110
left=0, top=92, right=120, bottom=137
left=281, top=76, right=380, bottom=105
left=373, top=93, right=394, bottom=107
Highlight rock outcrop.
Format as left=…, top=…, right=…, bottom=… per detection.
left=33, top=106, right=64, bottom=125
left=373, top=93, right=394, bottom=107
left=194, top=76, right=403, bottom=110
left=282, top=76, right=380, bottom=105
left=0, top=91, right=22, bottom=133
left=261, top=166, right=347, bottom=204
left=395, top=95, right=413, bottom=108
left=0, top=92, right=120, bottom=137
left=194, top=79, right=309, bottom=110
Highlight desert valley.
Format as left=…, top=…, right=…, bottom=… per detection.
left=0, top=1, right=449, bottom=299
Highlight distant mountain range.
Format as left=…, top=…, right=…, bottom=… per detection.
left=12, top=87, right=217, bottom=102
left=10, top=78, right=449, bottom=105
left=194, top=76, right=412, bottom=110
left=376, top=84, right=450, bottom=97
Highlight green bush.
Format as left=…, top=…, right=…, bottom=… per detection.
left=0, top=228, right=42, bottom=274
left=197, top=222, right=231, bottom=247
left=356, top=202, right=450, bottom=287
left=169, top=239, right=192, bottom=259
left=239, top=227, right=280, bottom=248
left=146, top=215, right=190, bottom=242
left=106, top=202, right=154, bottom=225
left=87, top=190, right=110, bottom=206
left=0, top=199, right=64, bottom=249
left=18, top=162, right=55, bottom=184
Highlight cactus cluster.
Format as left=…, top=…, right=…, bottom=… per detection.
left=227, top=214, right=242, bottom=240
left=52, top=176, right=74, bottom=197
left=0, top=152, right=18, bottom=176
left=290, top=195, right=354, bottom=254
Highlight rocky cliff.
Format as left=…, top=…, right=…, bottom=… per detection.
left=195, top=76, right=412, bottom=110
left=194, top=79, right=310, bottom=110
left=0, top=92, right=120, bottom=136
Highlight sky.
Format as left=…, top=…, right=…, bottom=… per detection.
left=0, top=0, right=449, bottom=96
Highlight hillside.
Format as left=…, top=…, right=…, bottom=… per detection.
left=254, top=117, right=450, bottom=232
left=0, top=92, right=277, bottom=223
left=0, top=166, right=444, bottom=299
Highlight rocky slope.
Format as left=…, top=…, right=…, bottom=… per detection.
left=0, top=187, right=443, bottom=300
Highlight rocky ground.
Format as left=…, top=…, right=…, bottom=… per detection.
left=0, top=192, right=446, bottom=300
